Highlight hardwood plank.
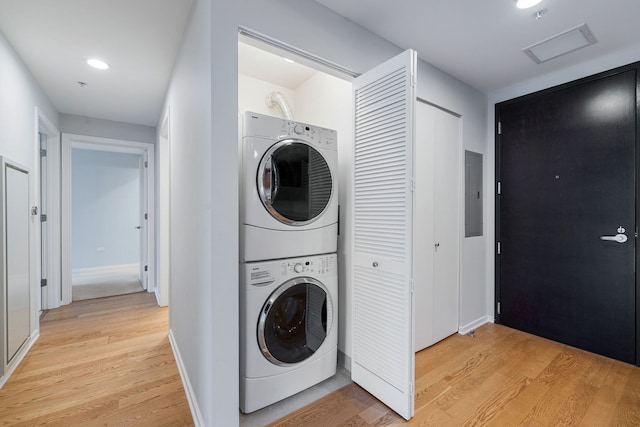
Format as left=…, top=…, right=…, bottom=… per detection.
left=0, top=292, right=193, bottom=426
left=270, top=323, right=640, bottom=427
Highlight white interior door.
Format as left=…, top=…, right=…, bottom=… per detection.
left=352, top=48, right=416, bottom=420
left=432, top=106, right=460, bottom=343
left=139, top=154, right=148, bottom=290
left=3, top=161, right=31, bottom=365
left=414, top=102, right=461, bottom=350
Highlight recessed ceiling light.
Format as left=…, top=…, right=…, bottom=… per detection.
left=87, top=58, right=109, bottom=70
left=515, top=0, right=543, bottom=9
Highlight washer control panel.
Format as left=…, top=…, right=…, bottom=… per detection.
left=281, top=254, right=336, bottom=276
left=246, top=254, right=337, bottom=286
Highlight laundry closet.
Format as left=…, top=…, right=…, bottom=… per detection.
left=238, top=39, right=462, bottom=415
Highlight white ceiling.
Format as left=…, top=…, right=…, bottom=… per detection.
left=0, top=0, right=192, bottom=127
left=315, top=0, right=640, bottom=93
left=1, top=0, right=638, bottom=128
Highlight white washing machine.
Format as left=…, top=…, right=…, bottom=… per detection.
left=240, top=111, right=338, bottom=262
left=240, top=253, right=338, bottom=413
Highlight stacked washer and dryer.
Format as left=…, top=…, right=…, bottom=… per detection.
left=239, top=111, right=339, bottom=413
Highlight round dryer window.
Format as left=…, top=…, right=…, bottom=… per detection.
left=258, top=277, right=333, bottom=365
left=257, top=140, right=332, bottom=225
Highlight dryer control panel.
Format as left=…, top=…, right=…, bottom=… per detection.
left=243, top=111, right=337, bottom=149
left=279, top=121, right=337, bottom=149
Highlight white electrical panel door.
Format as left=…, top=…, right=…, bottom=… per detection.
left=3, top=161, right=30, bottom=365
left=352, top=49, right=416, bottom=421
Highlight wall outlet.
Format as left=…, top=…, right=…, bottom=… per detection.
left=96, top=247, right=105, bottom=252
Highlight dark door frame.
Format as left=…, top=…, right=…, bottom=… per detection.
left=495, top=61, right=640, bottom=367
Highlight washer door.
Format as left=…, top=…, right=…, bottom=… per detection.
left=258, top=277, right=332, bottom=365
left=257, top=140, right=332, bottom=225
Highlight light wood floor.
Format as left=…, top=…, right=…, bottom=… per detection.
left=271, top=323, right=640, bottom=426
left=0, top=292, right=193, bottom=426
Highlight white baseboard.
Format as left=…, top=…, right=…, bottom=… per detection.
left=0, top=330, right=40, bottom=390
left=458, top=315, right=494, bottom=335
left=337, top=349, right=351, bottom=373
left=169, top=329, right=204, bottom=427
left=72, top=263, right=138, bottom=276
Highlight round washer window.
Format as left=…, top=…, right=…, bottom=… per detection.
left=258, top=277, right=331, bottom=365
left=257, top=140, right=332, bottom=225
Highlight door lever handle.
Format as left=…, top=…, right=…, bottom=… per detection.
left=600, top=233, right=627, bottom=243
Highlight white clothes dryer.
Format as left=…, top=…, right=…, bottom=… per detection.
left=240, top=111, right=338, bottom=262
left=240, top=253, right=338, bottom=413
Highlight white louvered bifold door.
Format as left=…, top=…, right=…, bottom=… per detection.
left=352, top=49, right=416, bottom=420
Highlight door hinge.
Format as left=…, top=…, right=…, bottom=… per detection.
left=497, top=241, right=501, bottom=255
left=41, top=279, right=47, bottom=288
left=410, top=72, right=416, bottom=88
left=144, top=213, right=148, bottom=220
left=144, top=265, right=148, bottom=272
left=144, top=161, right=148, bottom=168
left=497, top=181, right=501, bottom=195
left=40, top=214, right=47, bottom=222
left=40, top=149, right=47, bottom=157
left=497, top=302, right=501, bottom=315
left=497, top=121, right=502, bottom=135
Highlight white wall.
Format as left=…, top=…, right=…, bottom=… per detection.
left=157, top=0, right=213, bottom=425
left=414, top=61, right=489, bottom=332
left=0, top=30, right=58, bottom=365
left=238, top=74, right=297, bottom=116
left=293, top=72, right=354, bottom=359
left=162, top=1, right=489, bottom=425
left=60, top=113, right=156, bottom=144
left=72, top=149, right=141, bottom=269
left=485, top=45, right=640, bottom=321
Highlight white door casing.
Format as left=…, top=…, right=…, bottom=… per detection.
left=36, top=108, right=60, bottom=310
left=158, top=113, right=170, bottom=307
left=352, top=49, right=416, bottom=420
left=60, top=134, right=155, bottom=306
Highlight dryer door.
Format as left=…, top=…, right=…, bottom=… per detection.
left=258, top=277, right=333, bottom=365
left=257, top=140, right=332, bottom=226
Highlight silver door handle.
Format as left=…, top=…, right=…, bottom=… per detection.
left=600, top=233, right=627, bottom=243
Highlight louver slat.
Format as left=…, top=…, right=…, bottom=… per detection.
left=354, top=70, right=407, bottom=261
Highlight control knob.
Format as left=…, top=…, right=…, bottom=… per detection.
left=294, top=124, right=304, bottom=135
left=293, top=263, right=303, bottom=273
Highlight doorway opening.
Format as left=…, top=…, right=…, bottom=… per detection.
left=70, top=148, right=143, bottom=301
left=60, top=134, right=155, bottom=306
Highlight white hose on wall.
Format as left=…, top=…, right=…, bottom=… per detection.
left=265, top=91, right=294, bottom=120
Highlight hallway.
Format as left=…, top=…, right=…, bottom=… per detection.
left=0, top=292, right=192, bottom=426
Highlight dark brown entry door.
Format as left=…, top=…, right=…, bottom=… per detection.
left=496, top=68, right=637, bottom=364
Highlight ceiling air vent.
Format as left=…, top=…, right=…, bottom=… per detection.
left=523, top=23, right=597, bottom=64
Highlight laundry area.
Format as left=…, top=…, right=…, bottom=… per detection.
left=237, top=36, right=468, bottom=421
